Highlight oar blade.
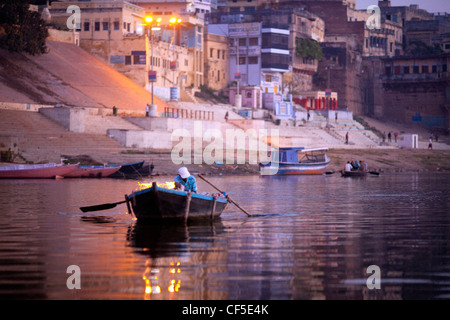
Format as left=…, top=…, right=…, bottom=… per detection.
left=80, top=203, right=117, bottom=213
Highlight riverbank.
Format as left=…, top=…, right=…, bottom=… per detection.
left=2, top=148, right=450, bottom=176
left=327, top=148, right=450, bottom=174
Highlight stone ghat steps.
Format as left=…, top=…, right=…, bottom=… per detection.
left=0, top=109, right=129, bottom=163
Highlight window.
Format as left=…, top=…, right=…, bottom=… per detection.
left=222, top=50, right=225, bottom=59
left=239, top=38, right=246, bottom=46
left=84, top=22, right=90, bottom=32
left=248, top=56, right=258, bottom=64
left=432, top=65, right=438, bottom=73
left=217, top=49, right=220, bottom=59
left=125, top=56, right=132, bottom=65
left=239, top=57, right=246, bottom=65
left=394, top=66, right=401, bottom=74
left=249, top=37, right=258, bottom=46
left=95, top=21, right=100, bottom=31
left=422, top=65, right=429, bottom=73
left=413, top=65, right=419, bottom=74
left=265, top=74, right=272, bottom=82
left=403, top=66, right=410, bottom=74
left=217, top=70, right=220, bottom=82
left=210, top=48, right=213, bottom=58
left=385, top=66, right=392, bottom=75
left=102, top=22, right=108, bottom=31
left=114, top=21, right=120, bottom=31
left=443, top=64, right=448, bottom=72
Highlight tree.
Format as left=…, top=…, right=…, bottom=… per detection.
left=0, top=0, right=48, bottom=55
left=295, top=38, right=323, bottom=61
left=404, top=40, right=443, bottom=57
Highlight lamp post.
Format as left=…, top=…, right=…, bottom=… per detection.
left=169, top=17, right=181, bottom=101
left=325, top=64, right=335, bottom=129
left=144, top=16, right=161, bottom=112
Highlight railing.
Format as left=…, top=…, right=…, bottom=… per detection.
left=162, top=107, right=214, bottom=120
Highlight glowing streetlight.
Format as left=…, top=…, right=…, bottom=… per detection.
left=143, top=15, right=161, bottom=110
left=169, top=17, right=181, bottom=101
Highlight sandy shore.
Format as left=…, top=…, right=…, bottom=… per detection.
left=133, top=147, right=450, bottom=176
left=327, top=148, right=450, bottom=174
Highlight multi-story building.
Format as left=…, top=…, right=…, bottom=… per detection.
left=375, top=54, right=450, bottom=130
left=49, top=0, right=205, bottom=101
left=207, top=8, right=324, bottom=96
left=204, top=31, right=229, bottom=90
left=49, top=1, right=148, bottom=85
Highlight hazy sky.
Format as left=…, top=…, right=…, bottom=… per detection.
left=356, top=0, right=450, bottom=13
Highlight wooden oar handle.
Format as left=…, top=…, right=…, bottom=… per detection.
left=198, top=174, right=251, bottom=216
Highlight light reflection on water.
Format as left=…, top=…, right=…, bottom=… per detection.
left=0, top=174, right=449, bottom=299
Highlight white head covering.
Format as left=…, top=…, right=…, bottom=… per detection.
left=178, top=167, right=190, bottom=179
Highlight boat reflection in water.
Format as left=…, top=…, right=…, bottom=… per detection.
left=127, top=220, right=227, bottom=300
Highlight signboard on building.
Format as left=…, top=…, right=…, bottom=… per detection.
left=229, top=46, right=261, bottom=56
left=234, top=72, right=241, bottom=80
left=110, top=55, right=125, bottom=64
left=229, top=23, right=261, bottom=37
left=170, top=61, right=177, bottom=70
left=131, top=51, right=146, bottom=65
left=148, top=70, right=157, bottom=82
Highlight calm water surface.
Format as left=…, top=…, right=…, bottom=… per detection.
left=0, top=173, right=449, bottom=300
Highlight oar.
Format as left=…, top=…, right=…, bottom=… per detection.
left=369, top=171, right=380, bottom=176
left=197, top=174, right=251, bottom=217
left=80, top=199, right=127, bottom=213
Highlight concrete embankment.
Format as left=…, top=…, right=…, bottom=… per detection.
left=1, top=108, right=450, bottom=176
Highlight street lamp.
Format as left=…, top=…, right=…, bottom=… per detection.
left=169, top=17, right=181, bottom=101
left=144, top=15, right=161, bottom=110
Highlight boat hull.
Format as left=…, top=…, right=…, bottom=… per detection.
left=128, top=184, right=228, bottom=222
left=340, top=170, right=368, bottom=177
left=108, top=161, right=154, bottom=179
left=0, top=163, right=78, bottom=179
left=260, top=161, right=330, bottom=175
left=65, top=165, right=121, bottom=178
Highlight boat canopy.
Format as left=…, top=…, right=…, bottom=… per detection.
left=273, top=147, right=328, bottom=163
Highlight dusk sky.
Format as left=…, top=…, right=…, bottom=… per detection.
left=356, top=0, right=450, bottom=13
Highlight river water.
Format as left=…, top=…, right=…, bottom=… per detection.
left=0, top=173, right=449, bottom=300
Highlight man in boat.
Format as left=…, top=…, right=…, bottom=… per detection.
left=174, top=167, right=198, bottom=193
left=344, top=161, right=353, bottom=172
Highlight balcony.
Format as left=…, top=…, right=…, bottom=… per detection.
left=382, top=72, right=449, bottom=83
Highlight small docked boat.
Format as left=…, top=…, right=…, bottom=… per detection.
left=126, top=182, right=229, bottom=222
left=340, top=170, right=368, bottom=177
left=108, top=161, right=154, bottom=179
left=259, top=147, right=331, bottom=175
left=0, top=163, right=79, bottom=179
left=65, top=164, right=121, bottom=178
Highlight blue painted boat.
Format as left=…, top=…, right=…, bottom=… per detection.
left=259, top=147, right=330, bottom=175
left=127, top=182, right=229, bottom=222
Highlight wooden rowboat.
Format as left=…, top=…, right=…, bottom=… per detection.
left=64, top=164, right=121, bottom=178
left=0, top=163, right=79, bottom=179
left=126, top=182, right=229, bottom=222
left=340, top=170, right=368, bottom=177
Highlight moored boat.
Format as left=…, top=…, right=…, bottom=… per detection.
left=64, top=164, right=121, bottom=178
left=340, top=170, right=368, bottom=177
left=259, top=147, right=330, bottom=175
left=0, top=163, right=79, bottom=179
left=127, top=182, right=229, bottom=222
left=108, top=161, right=154, bottom=179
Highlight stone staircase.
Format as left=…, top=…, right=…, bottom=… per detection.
left=84, top=114, right=143, bottom=135
left=0, top=109, right=140, bottom=164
